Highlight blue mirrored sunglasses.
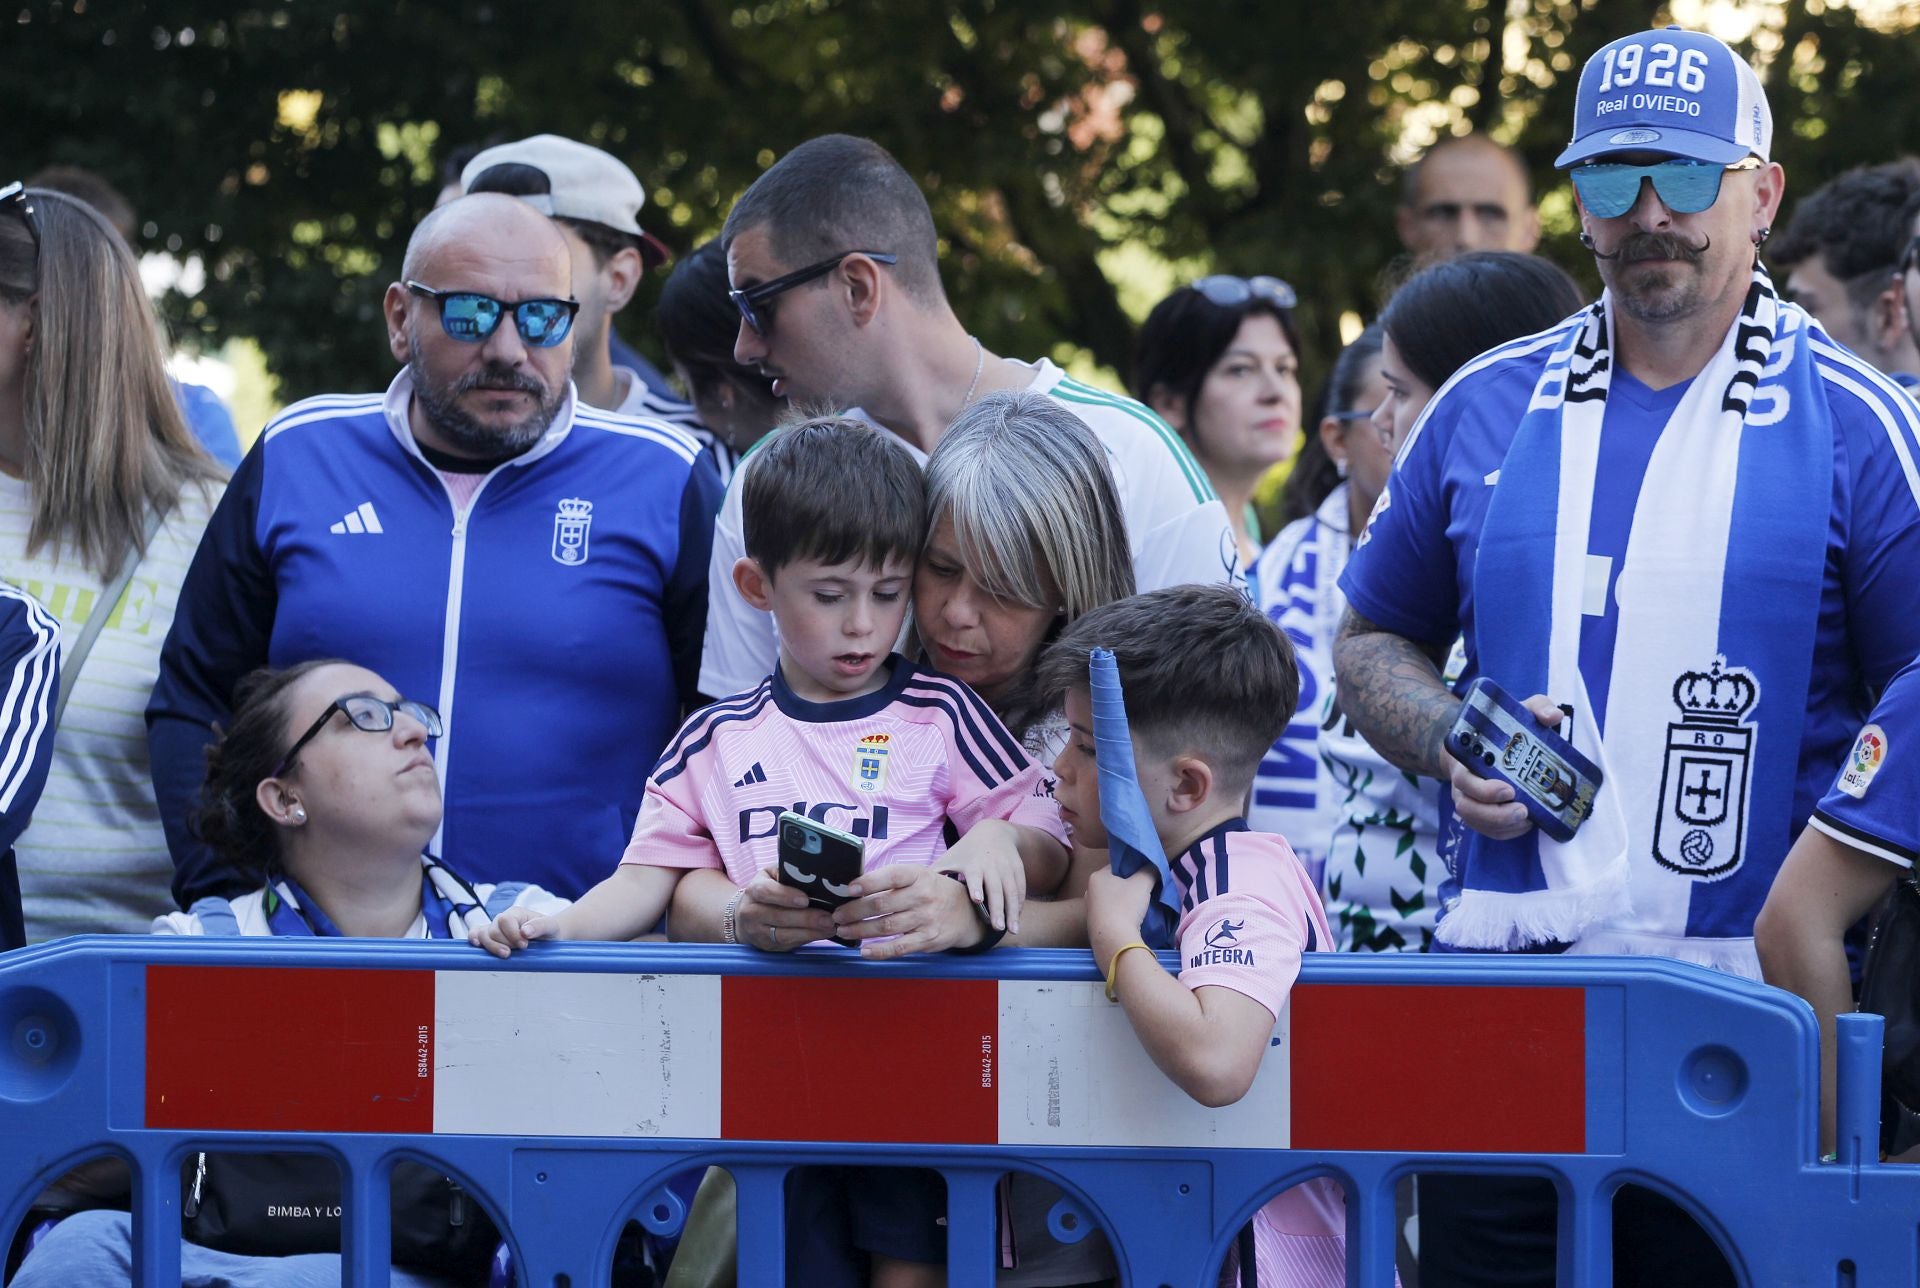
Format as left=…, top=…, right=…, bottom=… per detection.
left=406, top=281, right=579, bottom=347
left=1570, top=157, right=1763, bottom=220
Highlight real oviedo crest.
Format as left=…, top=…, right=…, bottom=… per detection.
left=1653, top=657, right=1759, bottom=881
left=851, top=733, right=891, bottom=795
left=552, top=498, right=592, bottom=566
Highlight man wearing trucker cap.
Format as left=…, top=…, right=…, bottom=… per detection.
left=463, top=136, right=706, bottom=432
left=1337, top=27, right=1920, bottom=1284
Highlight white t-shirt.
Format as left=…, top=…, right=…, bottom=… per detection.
left=1, top=474, right=222, bottom=939
left=697, top=358, right=1236, bottom=697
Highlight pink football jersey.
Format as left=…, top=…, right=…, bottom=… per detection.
left=622, top=656, right=1064, bottom=885
left=1173, top=821, right=1349, bottom=1285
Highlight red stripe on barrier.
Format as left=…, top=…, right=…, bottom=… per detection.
left=146, top=966, right=435, bottom=1133
left=1290, top=984, right=1586, bottom=1153
left=721, top=977, right=998, bottom=1143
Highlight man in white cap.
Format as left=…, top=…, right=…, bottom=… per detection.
left=463, top=136, right=725, bottom=462
left=1337, top=26, right=1920, bottom=1284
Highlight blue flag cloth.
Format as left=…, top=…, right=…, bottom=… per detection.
left=1090, top=647, right=1181, bottom=948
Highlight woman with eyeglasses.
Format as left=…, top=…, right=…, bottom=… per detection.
left=10, top=659, right=563, bottom=1287
left=1133, top=274, right=1303, bottom=567
left=1245, top=328, right=1388, bottom=897
left=0, top=182, right=225, bottom=941
left=151, top=659, right=565, bottom=938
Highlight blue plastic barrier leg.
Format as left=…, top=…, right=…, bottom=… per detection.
left=1835, top=1011, right=1884, bottom=1171
left=944, top=1167, right=999, bottom=1284
left=129, top=1158, right=180, bottom=1288
left=732, top=1162, right=786, bottom=1286
left=1352, top=1168, right=1398, bottom=1288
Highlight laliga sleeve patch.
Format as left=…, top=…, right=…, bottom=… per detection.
left=1837, top=724, right=1887, bottom=799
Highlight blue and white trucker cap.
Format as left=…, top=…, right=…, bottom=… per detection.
left=1556, top=27, right=1771, bottom=169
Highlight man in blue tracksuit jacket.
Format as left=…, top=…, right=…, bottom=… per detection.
left=148, top=195, right=721, bottom=904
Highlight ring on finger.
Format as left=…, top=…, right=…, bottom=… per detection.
left=769, top=925, right=782, bottom=948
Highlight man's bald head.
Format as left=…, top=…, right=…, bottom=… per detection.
left=400, top=192, right=572, bottom=288
left=1398, top=134, right=1541, bottom=259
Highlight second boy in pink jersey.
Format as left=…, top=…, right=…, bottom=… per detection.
left=1038, top=585, right=1351, bottom=1288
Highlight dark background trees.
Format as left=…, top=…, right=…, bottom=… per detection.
left=7, top=0, right=1920, bottom=408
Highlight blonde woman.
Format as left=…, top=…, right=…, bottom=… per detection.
left=0, top=182, right=224, bottom=939
left=916, top=390, right=1136, bottom=776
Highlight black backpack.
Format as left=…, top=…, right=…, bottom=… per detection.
left=1854, top=872, right=1920, bottom=1156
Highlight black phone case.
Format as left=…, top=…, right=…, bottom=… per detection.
left=775, top=813, right=865, bottom=911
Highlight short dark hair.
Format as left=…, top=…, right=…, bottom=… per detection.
left=721, top=134, right=942, bottom=302
left=1771, top=158, right=1920, bottom=312
left=190, top=659, right=347, bottom=883
left=1131, top=282, right=1304, bottom=430
left=658, top=240, right=776, bottom=403
left=1035, top=585, right=1300, bottom=793
left=463, top=161, right=642, bottom=266
left=742, top=416, right=927, bottom=578
left=1281, top=323, right=1385, bottom=525
left=1380, top=251, right=1585, bottom=392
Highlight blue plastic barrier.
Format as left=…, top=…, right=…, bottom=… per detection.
left=1, top=936, right=1915, bottom=1286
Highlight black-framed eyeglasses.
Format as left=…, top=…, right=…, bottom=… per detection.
left=405, top=281, right=579, bottom=348
left=273, top=694, right=444, bottom=778
left=1192, top=274, right=1298, bottom=310
left=728, top=251, right=899, bottom=336
left=0, top=181, right=41, bottom=254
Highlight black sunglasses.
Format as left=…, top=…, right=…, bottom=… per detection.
left=1192, top=274, right=1298, bottom=310
left=273, top=693, right=444, bottom=779
left=729, top=250, right=899, bottom=336
left=1901, top=234, right=1920, bottom=276
left=0, top=181, right=41, bottom=254
left=406, top=281, right=579, bottom=348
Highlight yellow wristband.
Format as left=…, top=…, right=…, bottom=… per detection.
left=1104, top=941, right=1152, bottom=1002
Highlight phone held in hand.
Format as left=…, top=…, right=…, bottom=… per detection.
left=1446, top=677, right=1604, bottom=843
left=775, top=811, right=866, bottom=911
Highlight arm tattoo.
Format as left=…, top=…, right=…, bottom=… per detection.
left=1332, top=607, right=1458, bottom=779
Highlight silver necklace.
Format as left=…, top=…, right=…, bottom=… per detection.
left=961, top=335, right=985, bottom=407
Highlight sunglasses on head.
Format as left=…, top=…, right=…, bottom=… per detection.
left=273, top=693, right=444, bottom=779
left=728, top=250, right=899, bottom=336
left=1192, top=274, right=1298, bottom=310
left=1570, top=156, right=1764, bottom=220
left=0, top=181, right=41, bottom=254
left=406, top=281, right=579, bottom=348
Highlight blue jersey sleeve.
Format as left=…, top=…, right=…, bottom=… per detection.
left=668, top=449, right=724, bottom=714
left=1837, top=381, right=1920, bottom=692
left=1811, top=659, right=1920, bottom=869
left=0, top=590, right=60, bottom=951
left=145, top=442, right=278, bottom=907
left=1339, top=398, right=1465, bottom=647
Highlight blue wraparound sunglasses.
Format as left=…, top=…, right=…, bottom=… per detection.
left=406, top=281, right=579, bottom=347
left=1570, top=156, right=1764, bottom=220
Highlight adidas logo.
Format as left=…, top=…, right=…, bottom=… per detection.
left=731, top=762, right=767, bottom=788
left=329, top=502, right=384, bottom=535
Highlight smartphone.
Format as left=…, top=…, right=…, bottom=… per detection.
left=1446, top=677, right=1604, bottom=843
left=775, top=811, right=866, bottom=911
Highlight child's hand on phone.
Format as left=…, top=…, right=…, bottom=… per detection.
left=938, top=818, right=1027, bottom=935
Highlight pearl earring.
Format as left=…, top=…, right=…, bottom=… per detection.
left=290, top=805, right=306, bottom=823
left=1336, top=458, right=1350, bottom=479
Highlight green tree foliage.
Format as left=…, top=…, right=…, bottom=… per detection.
left=6, top=0, right=1918, bottom=405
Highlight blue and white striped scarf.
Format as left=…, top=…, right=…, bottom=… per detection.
left=1454, top=265, right=1828, bottom=977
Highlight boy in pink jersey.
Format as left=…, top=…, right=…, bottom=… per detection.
left=475, top=417, right=1067, bottom=1286
left=1037, top=584, right=1351, bottom=1288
